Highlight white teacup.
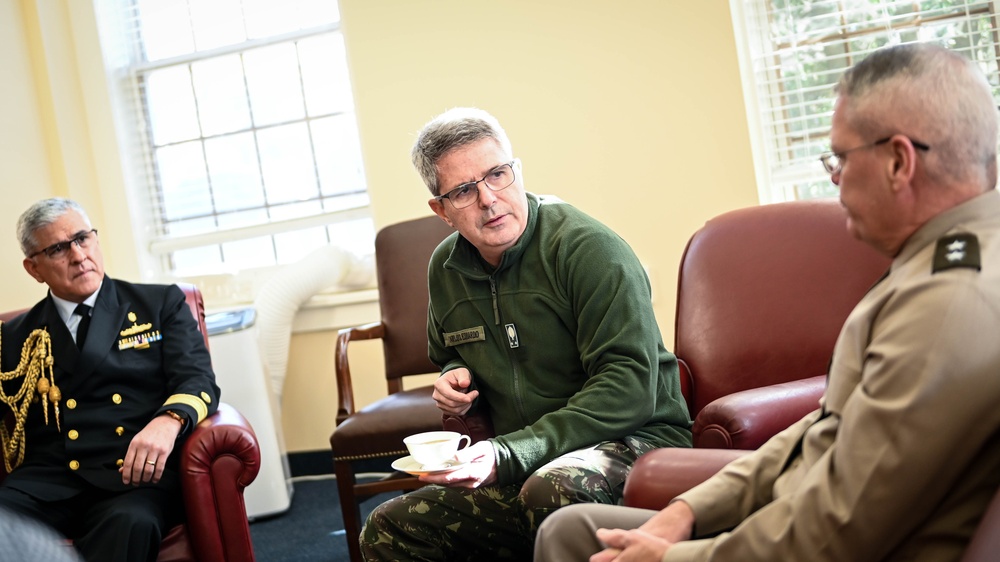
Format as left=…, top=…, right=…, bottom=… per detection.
left=403, top=431, right=471, bottom=468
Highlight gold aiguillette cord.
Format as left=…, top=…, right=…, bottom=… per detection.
left=0, top=323, right=58, bottom=473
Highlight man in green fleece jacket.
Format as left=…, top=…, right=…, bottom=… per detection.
left=359, top=107, right=691, bottom=561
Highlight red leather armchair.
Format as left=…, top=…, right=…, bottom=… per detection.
left=624, top=199, right=889, bottom=510
left=0, top=283, right=261, bottom=562
left=671, top=199, right=889, bottom=449
left=622, top=200, right=1000, bottom=558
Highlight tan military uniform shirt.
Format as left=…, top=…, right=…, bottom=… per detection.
left=668, top=190, right=1000, bottom=561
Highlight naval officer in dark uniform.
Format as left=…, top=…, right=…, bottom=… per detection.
left=0, top=198, right=220, bottom=562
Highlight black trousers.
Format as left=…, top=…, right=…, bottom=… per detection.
left=0, top=484, right=182, bottom=562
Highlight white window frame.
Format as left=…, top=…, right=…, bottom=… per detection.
left=92, top=1, right=374, bottom=289
left=730, top=0, right=1000, bottom=204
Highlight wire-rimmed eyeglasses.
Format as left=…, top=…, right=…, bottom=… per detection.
left=435, top=161, right=517, bottom=209
left=819, top=137, right=930, bottom=175
left=28, top=229, right=99, bottom=260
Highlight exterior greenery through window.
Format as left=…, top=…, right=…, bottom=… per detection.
left=737, top=0, right=1000, bottom=202
left=102, top=0, right=372, bottom=278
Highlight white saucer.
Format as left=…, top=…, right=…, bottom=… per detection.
left=391, top=455, right=467, bottom=476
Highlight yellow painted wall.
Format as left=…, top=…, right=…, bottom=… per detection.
left=340, top=0, right=758, bottom=346
left=0, top=0, right=758, bottom=453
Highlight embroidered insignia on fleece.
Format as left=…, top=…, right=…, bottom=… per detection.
left=505, top=323, right=519, bottom=349
left=932, top=233, right=981, bottom=273
left=443, top=326, right=486, bottom=347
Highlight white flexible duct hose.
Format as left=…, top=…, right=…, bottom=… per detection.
left=253, top=245, right=375, bottom=407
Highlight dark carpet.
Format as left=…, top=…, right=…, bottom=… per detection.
left=249, top=475, right=402, bottom=561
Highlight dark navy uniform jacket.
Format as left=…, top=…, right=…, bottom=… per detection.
left=0, top=276, right=220, bottom=500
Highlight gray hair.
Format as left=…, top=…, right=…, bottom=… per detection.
left=411, top=107, right=513, bottom=195
left=17, top=198, right=92, bottom=256
left=835, top=42, right=998, bottom=190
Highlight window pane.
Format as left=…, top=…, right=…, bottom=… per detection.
left=299, top=33, right=355, bottom=116
left=323, top=192, right=370, bottom=212
left=172, top=246, right=223, bottom=276
left=168, top=215, right=223, bottom=276
left=746, top=0, right=1000, bottom=202
left=191, top=54, right=252, bottom=136
left=218, top=209, right=275, bottom=269
left=189, top=0, right=246, bottom=51
left=114, top=1, right=370, bottom=278
left=204, top=132, right=266, bottom=212
left=137, top=0, right=195, bottom=61
left=327, top=217, right=375, bottom=255
left=146, top=66, right=200, bottom=145
left=165, top=216, right=217, bottom=237
left=244, top=43, right=305, bottom=126
left=796, top=180, right=838, bottom=200
left=274, top=226, right=329, bottom=264
left=269, top=200, right=322, bottom=221
left=312, top=114, right=366, bottom=196
left=242, top=0, right=340, bottom=38
left=217, top=207, right=269, bottom=228
left=222, top=237, right=277, bottom=269
left=156, top=141, right=213, bottom=221
left=257, top=123, right=319, bottom=204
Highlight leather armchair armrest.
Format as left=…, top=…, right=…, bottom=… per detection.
left=179, top=402, right=261, bottom=562
left=693, top=375, right=825, bottom=449
left=334, top=323, right=386, bottom=424
left=624, top=448, right=750, bottom=510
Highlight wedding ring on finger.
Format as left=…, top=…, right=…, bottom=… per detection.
left=146, top=460, right=157, bottom=466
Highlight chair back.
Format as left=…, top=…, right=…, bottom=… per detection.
left=375, top=215, right=454, bottom=382
left=0, top=309, right=28, bottom=323
left=175, top=283, right=208, bottom=348
left=675, top=199, right=891, bottom=416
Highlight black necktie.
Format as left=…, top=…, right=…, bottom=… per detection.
left=75, top=303, right=92, bottom=348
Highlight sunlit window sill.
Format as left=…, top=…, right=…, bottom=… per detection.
left=292, top=288, right=380, bottom=334
left=203, top=287, right=380, bottom=335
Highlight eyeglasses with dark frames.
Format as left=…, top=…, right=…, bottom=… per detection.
left=819, top=136, right=931, bottom=175
left=28, top=229, right=99, bottom=260
left=435, top=161, right=517, bottom=209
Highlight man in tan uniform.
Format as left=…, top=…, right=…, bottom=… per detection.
left=534, top=42, right=1000, bottom=562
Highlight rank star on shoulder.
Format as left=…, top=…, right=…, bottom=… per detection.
left=947, top=239, right=967, bottom=252
left=946, top=250, right=966, bottom=262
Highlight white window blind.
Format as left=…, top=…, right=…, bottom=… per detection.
left=735, top=0, right=1000, bottom=203
left=95, top=0, right=373, bottom=278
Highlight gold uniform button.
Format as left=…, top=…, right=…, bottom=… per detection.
left=116, top=459, right=124, bottom=468
left=115, top=426, right=124, bottom=436
left=66, top=399, right=77, bottom=409
left=201, top=392, right=212, bottom=404
left=69, top=460, right=80, bottom=470
left=68, top=430, right=79, bottom=440
left=112, top=393, right=122, bottom=404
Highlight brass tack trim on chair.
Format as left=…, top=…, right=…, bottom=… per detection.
left=333, top=449, right=408, bottom=462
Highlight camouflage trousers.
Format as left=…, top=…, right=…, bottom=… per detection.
left=360, top=438, right=657, bottom=561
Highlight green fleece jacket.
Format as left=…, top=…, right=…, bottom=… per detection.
left=427, top=193, right=691, bottom=485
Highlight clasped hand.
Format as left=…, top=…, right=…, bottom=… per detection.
left=591, top=501, right=696, bottom=562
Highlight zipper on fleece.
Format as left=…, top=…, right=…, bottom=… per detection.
left=489, top=276, right=500, bottom=325
left=489, top=273, right=528, bottom=425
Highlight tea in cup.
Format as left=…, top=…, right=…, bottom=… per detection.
left=403, top=431, right=471, bottom=468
